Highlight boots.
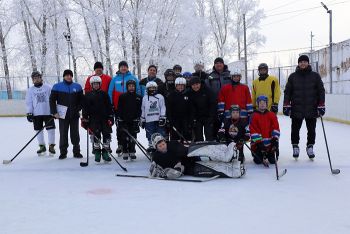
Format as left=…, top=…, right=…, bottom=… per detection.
left=292, top=144, right=300, bottom=159
left=129, top=152, right=137, bottom=160
left=306, top=144, right=315, bottom=159
left=102, top=149, right=112, bottom=162
left=49, top=144, right=56, bottom=155
left=37, top=145, right=46, bottom=156
left=121, top=152, right=129, bottom=160
left=116, top=145, right=123, bottom=155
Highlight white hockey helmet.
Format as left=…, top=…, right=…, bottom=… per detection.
left=89, top=76, right=102, bottom=85
left=175, top=77, right=187, bottom=86
left=146, top=81, right=158, bottom=89
left=151, top=133, right=166, bottom=149
left=232, top=68, right=242, bottom=76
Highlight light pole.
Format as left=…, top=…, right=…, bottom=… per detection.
left=63, top=32, right=71, bottom=70
left=243, top=14, right=248, bottom=84
left=321, top=2, right=332, bottom=94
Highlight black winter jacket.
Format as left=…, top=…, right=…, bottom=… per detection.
left=188, top=85, right=217, bottom=120
left=82, top=90, right=114, bottom=121
left=116, top=91, right=142, bottom=122
left=152, top=141, right=188, bottom=169
left=166, top=90, right=194, bottom=124
left=205, top=65, right=231, bottom=97
left=283, top=65, right=325, bottom=119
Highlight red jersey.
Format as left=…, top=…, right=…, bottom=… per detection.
left=217, top=83, right=253, bottom=118
left=84, top=74, right=112, bottom=93
left=249, top=110, right=280, bottom=146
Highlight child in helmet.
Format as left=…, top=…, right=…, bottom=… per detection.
left=217, top=105, right=250, bottom=162
left=166, top=77, right=194, bottom=143
left=82, top=76, right=114, bottom=163
left=182, top=71, right=192, bottom=89
left=25, top=71, right=56, bottom=156
left=115, top=79, right=142, bottom=160
left=217, top=68, right=253, bottom=125
left=140, top=81, right=166, bottom=152
left=249, top=95, right=280, bottom=166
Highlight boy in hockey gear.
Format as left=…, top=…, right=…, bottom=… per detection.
left=217, top=105, right=250, bottom=162
left=108, top=61, right=140, bottom=154
left=84, top=62, right=112, bottom=93
left=167, top=77, right=194, bottom=143
left=163, top=69, right=176, bottom=98
left=283, top=55, right=325, bottom=159
left=140, top=65, right=165, bottom=97
left=205, top=57, right=231, bottom=97
left=250, top=95, right=280, bottom=166
left=188, top=76, right=216, bottom=142
left=218, top=68, right=253, bottom=124
left=50, top=70, right=83, bottom=159
left=251, top=63, right=281, bottom=113
left=173, top=64, right=182, bottom=77
left=82, top=76, right=114, bottom=162
left=182, top=72, right=192, bottom=89
left=116, top=80, right=142, bottom=160
left=26, top=71, right=56, bottom=156
left=141, top=81, right=166, bottom=152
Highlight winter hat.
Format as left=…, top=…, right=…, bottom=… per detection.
left=63, top=69, right=73, bottom=77
left=94, top=61, right=103, bottom=70
left=118, top=61, right=129, bottom=69
left=148, top=65, right=158, bottom=72
left=298, top=55, right=309, bottom=63
left=31, top=71, right=42, bottom=78
left=189, top=76, right=201, bottom=86
left=214, top=57, right=224, bottom=64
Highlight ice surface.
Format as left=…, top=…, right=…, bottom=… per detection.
left=0, top=116, right=349, bottom=234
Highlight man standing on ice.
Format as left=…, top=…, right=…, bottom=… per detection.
left=108, top=61, right=140, bottom=155
left=25, top=71, right=56, bottom=156
left=84, top=61, right=111, bottom=93
left=283, top=55, right=325, bottom=159
left=50, top=69, right=84, bottom=160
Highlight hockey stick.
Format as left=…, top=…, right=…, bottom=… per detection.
left=80, top=129, right=89, bottom=167
left=122, top=128, right=151, bottom=161
left=88, top=128, right=127, bottom=172
left=116, top=174, right=220, bottom=182
left=171, top=126, right=192, bottom=145
left=320, top=116, right=340, bottom=175
left=3, top=118, right=54, bottom=164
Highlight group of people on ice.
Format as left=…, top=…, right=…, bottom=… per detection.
left=25, top=54, right=325, bottom=178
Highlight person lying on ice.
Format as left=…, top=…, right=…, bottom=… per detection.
left=249, top=95, right=280, bottom=167
left=217, top=105, right=250, bottom=163
left=150, top=133, right=245, bottom=178
left=149, top=133, right=196, bottom=179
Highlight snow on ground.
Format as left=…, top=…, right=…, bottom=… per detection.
left=0, top=116, right=349, bottom=234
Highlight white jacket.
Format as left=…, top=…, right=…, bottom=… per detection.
left=25, top=84, right=52, bottom=116
left=141, top=94, right=166, bottom=123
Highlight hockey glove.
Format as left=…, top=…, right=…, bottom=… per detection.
left=271, top=103, right=279, bottom=114
left=26, top=113, right=33, bottom=122
left=80, top=118, right=89, bottom=130
left=283, top=103, right=291, bottom=116
left=271, top=137, right=279, bottom=152
left=159, top=117, right=166, bottom=127
left=235, top=141, right=244, bottom=150
left=217, top=128, right=226, bottom=143
left=317, top=103, right=325, bottom=117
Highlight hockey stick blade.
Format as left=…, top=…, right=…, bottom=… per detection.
left=3, top=160, right=12, bottom=164
left=80, top=162, right=89, bottom=167
left=279, top=169, right=287, bottom=178
left=116, top=174, right=219, bottom=182
left=332, top=169, right=340, bottom=174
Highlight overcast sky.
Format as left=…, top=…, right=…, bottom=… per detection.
left=250, top=0, right=350, bottom=69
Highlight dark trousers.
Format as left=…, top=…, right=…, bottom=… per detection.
left=58, top=118, right=80, bottom=155
left=291, top=118, right=317, bottom=145
left=170, top=119, right=191, bottom=142
left=145, top=121, right=165, bottom=146
left=119, top=122, right=138, bottom=153
left=193, top=118, right=214, bottom=142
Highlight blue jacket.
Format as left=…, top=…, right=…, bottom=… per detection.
left=108, top=71, right=140, bottom=110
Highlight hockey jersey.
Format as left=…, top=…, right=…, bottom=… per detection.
left=249, top=110, right=280, bottom=147
left=217, top=83, right=253, bottom=118
left=25, top=84, right=52, bottom=116
left=141, top=94, right=166, bottom=123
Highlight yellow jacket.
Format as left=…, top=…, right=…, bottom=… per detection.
left=252, top=75, right=281, bottom=110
